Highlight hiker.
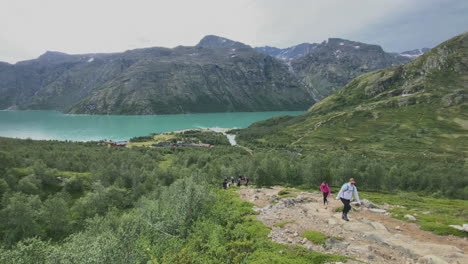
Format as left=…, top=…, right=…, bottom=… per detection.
left=320, top=181, right=331, bottom=205
left=245, top=177, right=250, bottom=186
left=231, top=176, right=235, bottom=185
left=237, top=176, right=242, bottom=187
left=336, top=178, right=362, bottom=221
left=223, top=178, right=228, bottom=189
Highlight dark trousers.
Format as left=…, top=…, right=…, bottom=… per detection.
left=322, top=192, right=328, bottom=204
left=340, top=198, right=351, bottom=215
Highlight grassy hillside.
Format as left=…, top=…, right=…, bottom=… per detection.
left=237, top=32, right=468, bottom=157
left=235, top=33, right=468, bottom=199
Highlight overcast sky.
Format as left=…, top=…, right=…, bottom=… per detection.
left=1, top=0, right=467, bottom=63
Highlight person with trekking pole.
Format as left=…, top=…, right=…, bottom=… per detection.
left=337, top=178, right=362, bottom=221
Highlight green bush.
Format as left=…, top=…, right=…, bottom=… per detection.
left=301, top=230, right=328, bottom=246
left=279, top=193, right=298, bottom=199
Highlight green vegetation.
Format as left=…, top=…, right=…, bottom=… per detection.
left=301, top=231, right=328, bottom=246
left=236, top=32, right=468, bottom=200
left=1, top=32, right=467, bottom=262
left=0, top=137, right=349, bottom=263
left=129, top=130, right=230, bottom=146
left=279, top=193, right=298, bottom=199
left=278, top=188, right=296, bottom=196
left=273, top=221, right=295, bottom=228
left=360, top=191, right=468, bottom=237
left=129, top=134, right=156, bottom=142
left=174, top=130, right=231, bottom=145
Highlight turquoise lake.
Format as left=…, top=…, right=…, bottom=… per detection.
left=0, top=110, right=304, bottom=141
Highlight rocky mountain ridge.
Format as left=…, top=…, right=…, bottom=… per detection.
left=255, top=43, right=319, bottom=60
left=0, top=36, right=313, bottom=114
left=0, top=35, right=428, bottom=114
left=255, top=39, right=412, bottom=100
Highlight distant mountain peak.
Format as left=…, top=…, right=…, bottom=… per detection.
left=39, top=51, right=70, bottom=59
left=324, top=38, right=384, bottom=52
left=399, top=48, right=431, bottom=58
left=255, top=43, right=318, bottom=60
left=197, top=35, right=250, bottom=49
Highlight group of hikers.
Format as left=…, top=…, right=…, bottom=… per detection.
left=222, top=176, right=249, bottom=189
left=222, top=176, right=361, bottom=221
left=320, top=178, right=362, bottom=221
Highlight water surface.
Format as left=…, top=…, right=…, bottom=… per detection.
left=0, top=110, right=304, bottom=141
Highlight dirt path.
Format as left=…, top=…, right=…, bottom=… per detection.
left=237, top=186, right=468, bottom=264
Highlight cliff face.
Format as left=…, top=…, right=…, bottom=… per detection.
left=291, top=38, right=410, bottom=100
left=0, top=36, right=314, bottom=115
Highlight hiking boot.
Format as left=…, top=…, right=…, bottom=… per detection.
left=343, top=213, right=349, bottom=221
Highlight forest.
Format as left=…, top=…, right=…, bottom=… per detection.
left=0, top=136, right=466, bottom=263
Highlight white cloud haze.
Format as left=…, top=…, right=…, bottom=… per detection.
left=0, top=0, right=467, bottom=63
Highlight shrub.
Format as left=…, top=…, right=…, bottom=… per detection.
left=301, top=230, right=328, bottom=246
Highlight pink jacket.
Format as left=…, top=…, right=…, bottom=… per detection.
left=320, top=183, right=331, bottom=196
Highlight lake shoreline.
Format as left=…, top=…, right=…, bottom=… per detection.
left=0, top=110, right=304, bottom=142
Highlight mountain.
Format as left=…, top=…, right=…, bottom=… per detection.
left=0, top=35, right=314, bottom=114
left=400, top=48, right=431, bottom=58
left=196, top=35, right=250, bottom=49
left=255, top=43, right=319, bottom=60
left=257, top=39, right=411, bottom=100
left=290, top=38, right=411, bottom=100
left=237, top=32, right=468, bottom=158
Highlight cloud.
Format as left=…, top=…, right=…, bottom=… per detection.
left=0, top=0, right=466, bottom=63
left=350, top=0, right=468, bottom=51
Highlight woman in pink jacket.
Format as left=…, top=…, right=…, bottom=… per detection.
left=320, top=181, right=331, bottom=205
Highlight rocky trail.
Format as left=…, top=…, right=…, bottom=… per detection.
left=237, top=186, right=468, bottom=264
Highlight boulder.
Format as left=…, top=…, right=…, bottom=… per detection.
left=325, top=238, right=350, bottom=249
left=343, top=222, right=374, bottom=232
left=448, top=224, right=468, bottom=232
left=270, top=195, right=279, bottom=202
left=370, top=222, right=388, bottom=231
left=361, top=199, right=378, bottom=208
left=294, top=195, right=308, bottom=203
left=404, top=214, right=417, bottom=221
left=363, top=232, right=389, bottom=246
left=369, top=208, right=387, bottom=214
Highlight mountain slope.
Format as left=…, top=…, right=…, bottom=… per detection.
left=291, top=38, right=410, bottom=100
left=0, top=36, right=314, bottom=114
left=255, top=43, right=319, bottom=60
left=237, top=32, right=468, bottom=158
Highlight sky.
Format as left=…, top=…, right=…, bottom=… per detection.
left=0, top=0, right=467, bottom=63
